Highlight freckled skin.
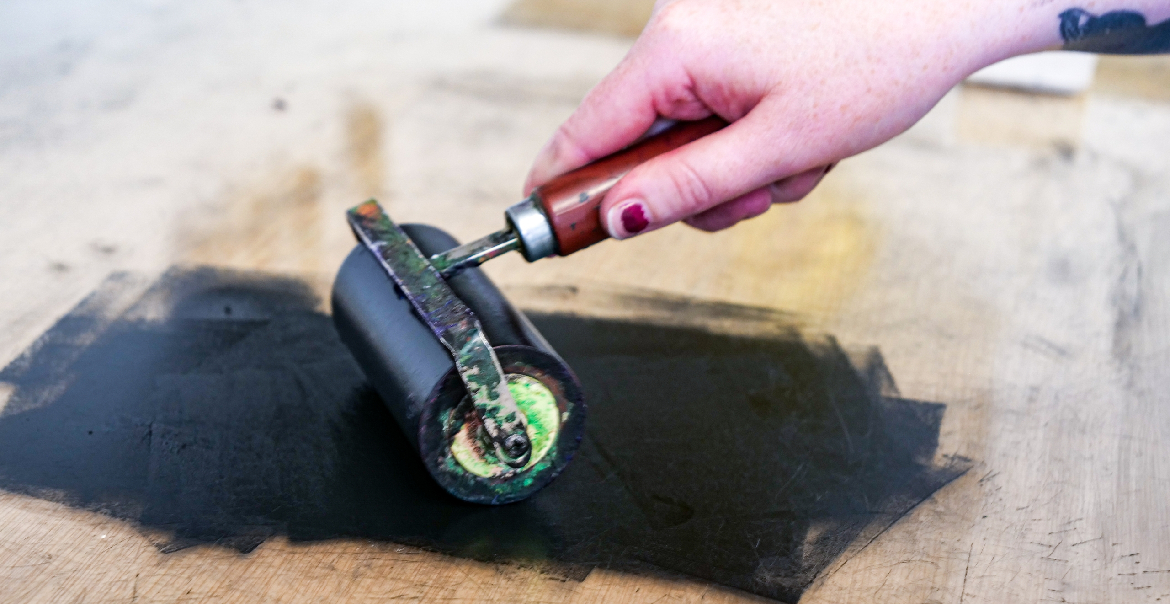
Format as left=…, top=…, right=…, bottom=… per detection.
left=526, top=0, right=1170, bottom=240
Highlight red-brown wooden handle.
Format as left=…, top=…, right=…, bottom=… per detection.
left=532, top=116, right=728, bottom=255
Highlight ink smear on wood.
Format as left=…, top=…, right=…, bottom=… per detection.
left=0, top=269, right=970, bottom=602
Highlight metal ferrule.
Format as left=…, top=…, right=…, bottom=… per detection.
left=505, top=196, right=557, bottom=262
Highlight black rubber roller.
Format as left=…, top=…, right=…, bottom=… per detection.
left=331, top=224, right=585, bottom=504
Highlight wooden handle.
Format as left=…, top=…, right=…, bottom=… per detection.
left=532, top=116, right=728, bottom=256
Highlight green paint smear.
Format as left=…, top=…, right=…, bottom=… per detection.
left=450, top=374, right=560, bottom=478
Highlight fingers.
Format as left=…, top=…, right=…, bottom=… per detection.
left=768, top=164, right=833, bottom=203
left=683, top=188, right=772, bottom=232
left=682, top=164, right=834, bottom=232
left=524, top=41, right=713, bottom=194
left=600, top=105, right=826, bottom=239
left=524, top=60, right=662, bottom=194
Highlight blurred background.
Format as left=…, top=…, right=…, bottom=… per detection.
left=3, top=0, right=1169, bottom=360
left=4, top=2, right=1170, bottom=602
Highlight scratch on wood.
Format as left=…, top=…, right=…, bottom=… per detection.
left=978, top=470, right=999, bottom=484
left=960, top=542, right=973, bottom=604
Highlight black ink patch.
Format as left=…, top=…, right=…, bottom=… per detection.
left=0, top=268, right=970, bottom=603
left=1060, top=8, right=1170, bottom=54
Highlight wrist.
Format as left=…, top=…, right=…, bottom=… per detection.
left=960, top=0, right=1170, bottom=65
left=950, top=0, right=1068, bottom=75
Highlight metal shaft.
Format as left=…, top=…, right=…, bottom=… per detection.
left=429, top=227, right=521, bottom=277
left=428, top=197, right=560, bottom=278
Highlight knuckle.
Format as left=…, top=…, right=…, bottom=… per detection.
left=664, top=158, right=716, bottom=216
left=649, top=1, right=695, bottom=35
left=652, top=85, right=704, bottom=118
left=550, top=123, right=592, bottom=167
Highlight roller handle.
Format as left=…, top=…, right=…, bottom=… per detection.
left=531, top=116, right=728, bottom=256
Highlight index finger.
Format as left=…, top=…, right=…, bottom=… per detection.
left=524, top=45, right=714, bottom=194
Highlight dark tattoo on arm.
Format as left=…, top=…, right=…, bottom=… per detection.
left=1059, top=8, right=1170, bottom=54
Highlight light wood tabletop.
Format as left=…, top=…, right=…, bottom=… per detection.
left=2, top=1, right=1170, bottom=602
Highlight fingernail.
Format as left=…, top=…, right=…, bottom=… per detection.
left=609, top=200, right=651, bottom=238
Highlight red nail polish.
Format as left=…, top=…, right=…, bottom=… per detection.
left=620, top=203, right=650, bottom=234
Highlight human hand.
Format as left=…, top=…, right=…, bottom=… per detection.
left=524, top=0, right=1058, bottom=238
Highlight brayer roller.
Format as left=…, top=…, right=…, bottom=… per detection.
left=332, top=117, right=726, bottom=504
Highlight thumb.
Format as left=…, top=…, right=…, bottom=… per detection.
left=600, top=106, right=814, bottom=239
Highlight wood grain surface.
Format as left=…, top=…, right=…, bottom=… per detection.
left=2, top=1, right=1170, bottom=602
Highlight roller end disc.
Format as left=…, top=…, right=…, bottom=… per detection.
left=419, top=345, right=585, bottom=505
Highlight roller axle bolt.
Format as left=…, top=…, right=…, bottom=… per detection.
left=503, top=433, right=531, bottom=464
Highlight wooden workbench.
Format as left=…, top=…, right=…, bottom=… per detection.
left=2, top=2, right=1170, bottom=601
